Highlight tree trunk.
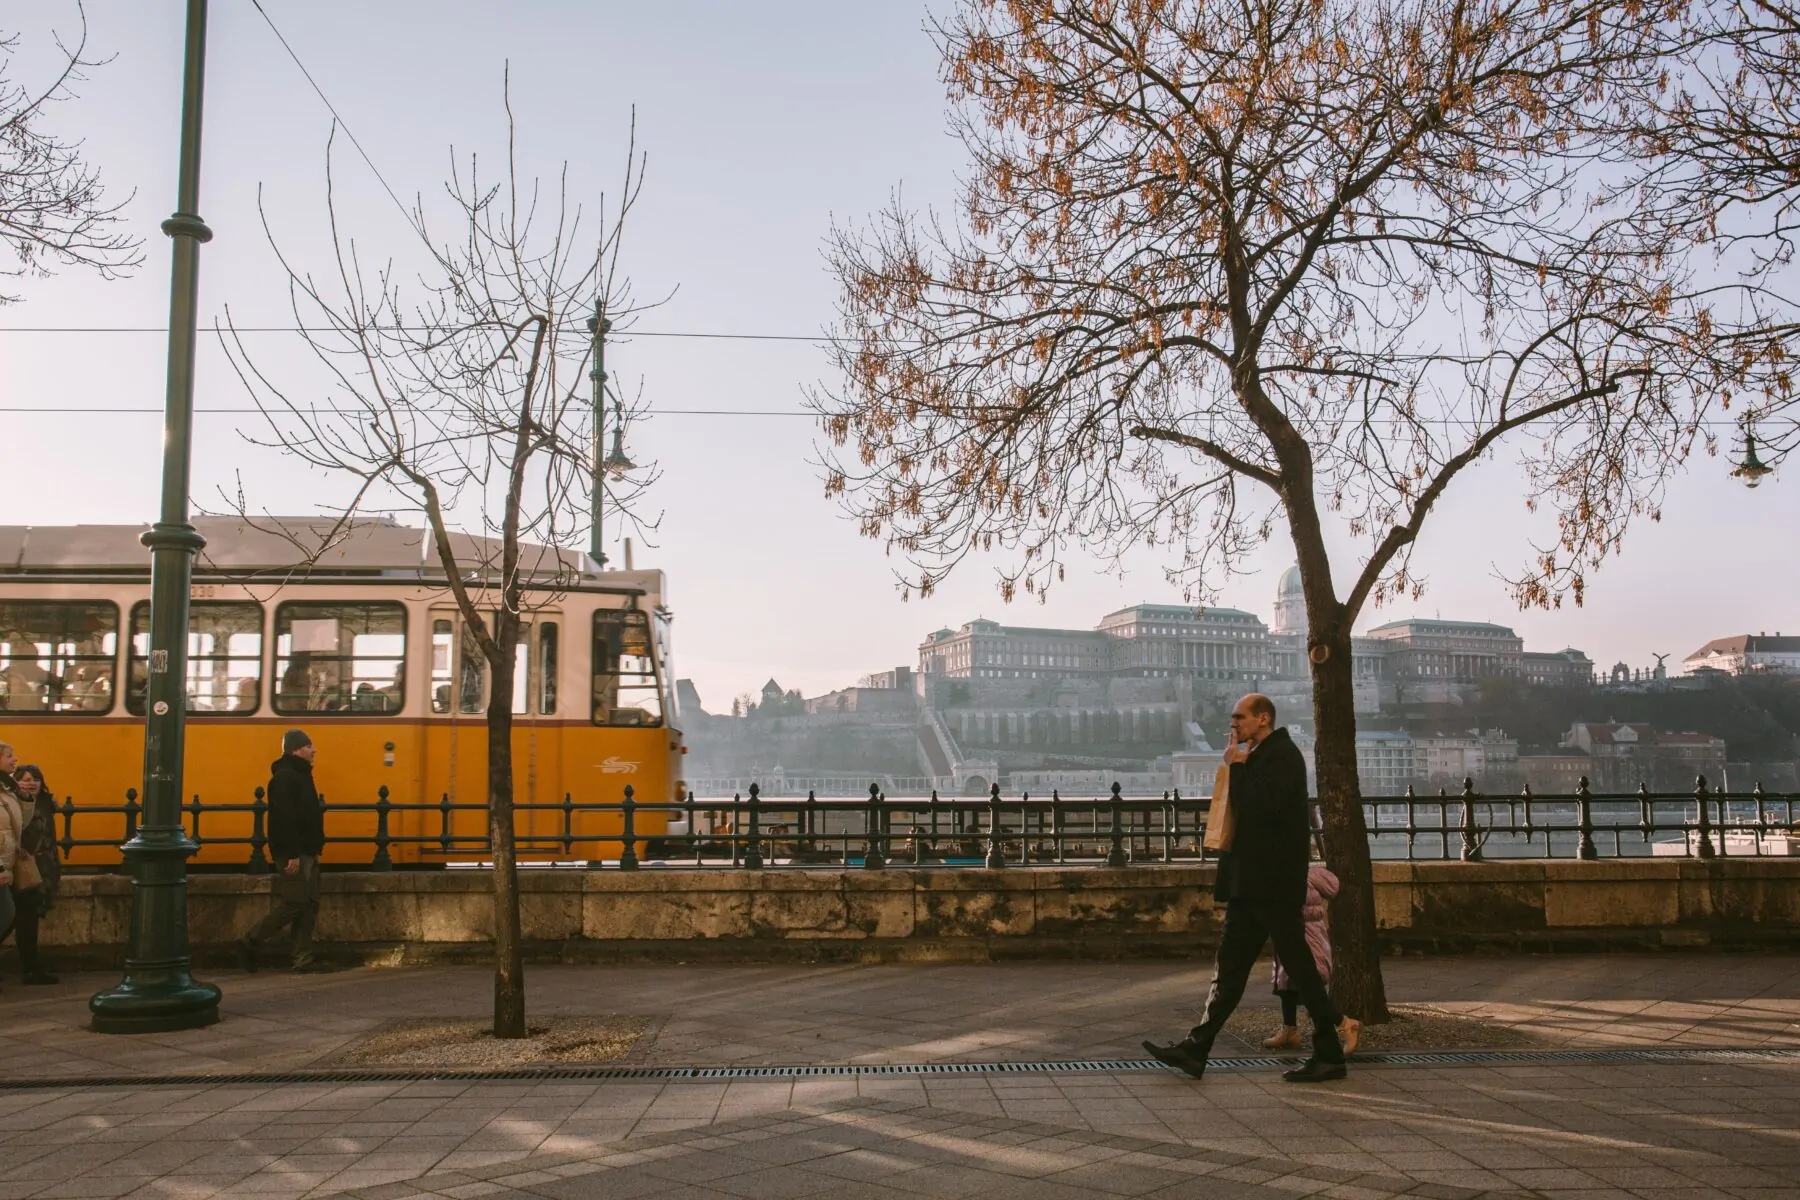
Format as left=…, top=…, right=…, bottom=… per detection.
left=487, top=608, right=527, bottom=1039
left=1307, top=622, right=1391, bottom=1024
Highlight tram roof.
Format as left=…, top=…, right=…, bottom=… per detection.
left=0, top=519, right=660, bottom=599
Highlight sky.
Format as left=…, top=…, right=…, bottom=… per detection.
left=3, top=1, right=1796, bottom=712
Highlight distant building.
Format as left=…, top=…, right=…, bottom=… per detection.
left=1095, top=604, right=1268, bottom=682
left=1518, top=752, right=1593, bottom=794
left=1363, top=618, right=1525, bottom=682
left=857, top=666, right=914, bottom=691
left=1683, top=634, right=1800, bottom=676
left=1522, top=648, right=1594, bottom=688
left=917, top=620, right=1110, bottom=681
left=1355, top=728, right=1520, bottom=796
left=1562, top=722, right=1728, bottom=791
left=803, top=686, right=915, bottom=716
left=1271, top=565, right=1306, bottom=634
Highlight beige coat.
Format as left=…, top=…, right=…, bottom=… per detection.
left=0, top=787, right=21, bottom=883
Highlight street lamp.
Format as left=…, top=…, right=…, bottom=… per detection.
left=586, top=300, right=636, bottom=567
left=1731, top=418, right=1775, bottom=488
left=89, top=0, right=221, bottom=1034
left=604, top=396, right=635, bottom=479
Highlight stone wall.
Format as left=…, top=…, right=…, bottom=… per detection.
left=34, top=858, right=1800, bottom=969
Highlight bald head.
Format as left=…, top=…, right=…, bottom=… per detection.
left=1229, top=693, right=1276, bottom=746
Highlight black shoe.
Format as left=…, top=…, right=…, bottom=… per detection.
left=1281, top=1057, right=1347, bottom=1083
left=22, top=971, right=58, bottom=986
left=1142, top=1038, right=1210, bottom=1080
left=236, top=939, right=258, bottom=974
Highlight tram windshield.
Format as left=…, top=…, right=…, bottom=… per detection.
left=592, top=609, right=662, bottom=726
left=0, top=602, right=117, bottom=714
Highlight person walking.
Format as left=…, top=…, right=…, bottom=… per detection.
left=1144, top=694, right=1354, bottom=1083
left=9, top=764, right=61, bottom=985
left=0, top=743, right=25, bottom=991
left=236, top=730, right=326, bottom=973
left=1260, top=861, right=1355, bottom=1052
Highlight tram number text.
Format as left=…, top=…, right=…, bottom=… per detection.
left=191, top=585, right=218, bottom=599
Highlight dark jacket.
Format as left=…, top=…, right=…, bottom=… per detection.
left=1214, top=726, right=1311, bottom=906
left=266, top=755, right=325, bottom=862
left=19, top=792, right=60, bottom=896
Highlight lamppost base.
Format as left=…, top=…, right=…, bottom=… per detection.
left=89, top=980, right=221, bottom=1035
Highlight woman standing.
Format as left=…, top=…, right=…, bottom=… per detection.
left=0, top=743, right=21, bottom=990
left=11, top=764, right=58, bottom=984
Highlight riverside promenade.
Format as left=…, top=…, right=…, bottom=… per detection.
left=0, top=956, right=1795, bottom=1200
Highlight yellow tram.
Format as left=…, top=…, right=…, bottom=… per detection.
left=0, top=519, right=685, bottom=866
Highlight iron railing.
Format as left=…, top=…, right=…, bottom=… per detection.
left=43, top=775, right=1800, bottom=871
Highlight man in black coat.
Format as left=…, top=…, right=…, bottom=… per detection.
left=236, top=729, right=327, bottom=972
left=1145, top=694, right=1349, bottom=1083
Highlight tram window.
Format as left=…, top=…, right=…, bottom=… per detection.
left=431, top=619, right=454, bottom=713
left=273, top=603, right=406, bottom=714
left=0, top=602, right=117, bottom=715
left=127, top=601, right=263, bottom=715
left=538, top=622, right=558, bottom=714
left=459, top=622, right=484, bottom=713
left=592, top=609, right=662, bottom=727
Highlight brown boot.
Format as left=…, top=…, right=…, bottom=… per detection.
left=1338, top=1016, right=1362, bottom=1056
left=1260, top=1024, right=1302, bottom=1050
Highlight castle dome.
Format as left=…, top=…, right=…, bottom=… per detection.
left=1277, top=565, right=1303, bottom=597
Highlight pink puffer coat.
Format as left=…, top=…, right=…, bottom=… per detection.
left=1272, top=864, right=1339, bottom=991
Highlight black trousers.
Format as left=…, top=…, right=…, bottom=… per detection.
left=1189, top=898, right=1344, bottom=1062
left=0, top=885, right=42, bottom=977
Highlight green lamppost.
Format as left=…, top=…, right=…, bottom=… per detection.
left=586, top=300, right=636, bottom=568
left=89, top=0, right=221, bottom=1034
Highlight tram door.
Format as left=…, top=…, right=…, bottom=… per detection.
left=421, top=607, right=564, bottom=861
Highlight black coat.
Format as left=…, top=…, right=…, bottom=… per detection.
left=266, top=755, right=325, bottom=862
left=1214, top=726, right=1311, bottom=906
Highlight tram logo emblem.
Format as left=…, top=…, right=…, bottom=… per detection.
left=599, top=757, right=640, bottom=774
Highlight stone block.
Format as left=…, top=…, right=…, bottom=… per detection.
left=913, top=871, right=1034, bottom=937
left=584, top=882, right=751, bottom=939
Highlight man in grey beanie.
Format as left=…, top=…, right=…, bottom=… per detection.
left=237, top=729, right=326, bottom=972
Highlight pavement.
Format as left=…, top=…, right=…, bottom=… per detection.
left=0, top=955, right=1796, bottom=1200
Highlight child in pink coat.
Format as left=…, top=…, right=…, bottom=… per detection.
left=1261, top=862, right=1359, bottom=1053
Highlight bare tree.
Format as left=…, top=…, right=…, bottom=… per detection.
left=816, top=0, right=1746, bottom=1021
left=1616, top=0, right=1800, bottom=464
left=1, top=3, right=141, bottom=303
left=224, top=101, right=660, bottom=1037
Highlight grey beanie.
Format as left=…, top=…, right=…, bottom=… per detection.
left=282, top=728, right=313, bottom=755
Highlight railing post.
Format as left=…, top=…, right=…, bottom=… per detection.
left=1694, top=775, right=1715, bottom=859
left=561, top=791, right=575, bottom=859
left=438, top=792, right=454, bottom=855
left=57, top=795, right=76, bottom=863
left=805, top=788, right=819, bottom=855
left=372, top=785, right=393, bottom=870
left=1637, top=782, right=1654, bottom=850
left=983, top=782, right=1007, bottom=868
left=186, top=794, right=204, bottom=855
left=925, top=789, right=940, bottom=862
left=865, top=783, right=886, bottom=870
left=688, top=789, right=701, bottom=864
left=246, top=785, right=270, bottom=874
left=1162, top=790, right=1176, bottom=863
left=1051, top=789, right=1066, bottom=864
left=123, top=787, right=140, bottom=843
left=744, top=782, right=764, bottom=869
left=1575, top=776, right=1597, bottom=860
left=1454, top=780, right=1483, bottom=863
left=1105, top=781, right=1128, bottom=868
left=619, top=784, right=640, bottom=870
left=1753, top=782, right=1769, bottom=856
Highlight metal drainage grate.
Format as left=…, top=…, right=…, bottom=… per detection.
left=1, top=1045, right=1794, bottom=1091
